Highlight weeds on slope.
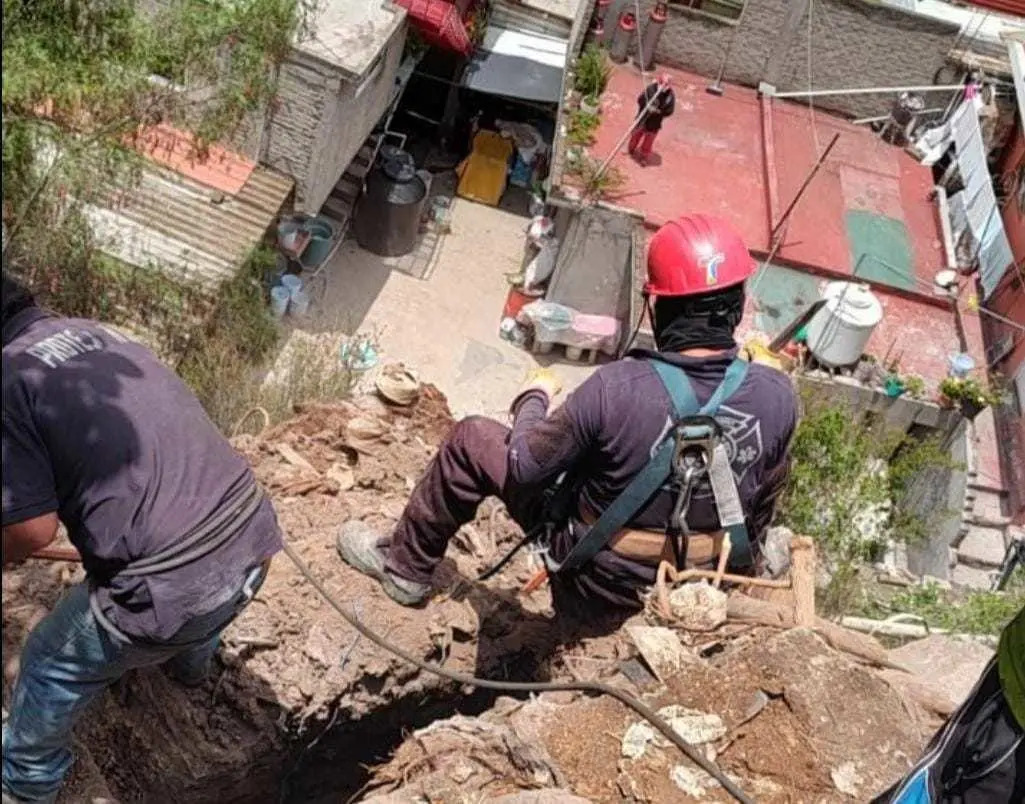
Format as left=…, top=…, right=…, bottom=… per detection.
left=777, top=392, right=963, bottom=615
left=858, top=572, right=1025, bottom=637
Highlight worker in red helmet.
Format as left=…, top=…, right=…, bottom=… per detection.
left=628, top=73, right=675, bottom=165
left=336, top=215, right=796, bottom=631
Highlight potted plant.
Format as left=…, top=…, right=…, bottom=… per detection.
left=937, top=376, right=1002, bottom=419
left=903, top=374, right=926, bottom=400
left=573, top=43, right=611, bottom=111
left=883, top=373, right=906, bottom=398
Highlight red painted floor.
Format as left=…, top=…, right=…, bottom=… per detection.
left=591, top=65, right=770, bottom=248
left=591, top=64, right=946, bottom=284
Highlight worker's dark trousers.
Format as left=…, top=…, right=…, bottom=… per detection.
left=384, top=416, right=637, bottom=613
left=872, top=656, right=1024, bottom=804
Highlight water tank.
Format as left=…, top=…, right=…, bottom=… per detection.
left=805, top=281, right=883, bottom=368
left=353, top=151, right=428, bottom=258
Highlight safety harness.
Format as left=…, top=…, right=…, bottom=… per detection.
left=481, top=358, right=754, bottom=581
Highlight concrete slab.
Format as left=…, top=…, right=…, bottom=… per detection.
left=957, top=525, right=1008, bottom=568
left=291, top=198, right=595, bottom=420
left=951, top=562, right=994, bottom=589
left=298, top=0, right=405, bottom=78
left=888, top=635, right=994, bottom=707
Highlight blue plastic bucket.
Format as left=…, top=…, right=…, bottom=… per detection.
left=269, top=286, right=290, bottom=319
left=948, top=353, right=975, bottom=378
left=301, top=218, right=335, bottom=266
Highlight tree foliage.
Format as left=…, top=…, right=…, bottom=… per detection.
left=2, top=0, right=303, bottom=283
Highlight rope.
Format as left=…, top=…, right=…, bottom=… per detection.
left=281, top=541, right=756, bottom=804
left=231, top=406, right=271, bottom=438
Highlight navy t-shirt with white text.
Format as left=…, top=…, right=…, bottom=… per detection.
left=2, top=310, right=282, bottom=641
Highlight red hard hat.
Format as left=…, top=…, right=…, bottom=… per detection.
left=645, top=214, right=756, bottom=297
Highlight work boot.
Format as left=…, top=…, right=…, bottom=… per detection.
left=335, top=522, right=430, bottom=607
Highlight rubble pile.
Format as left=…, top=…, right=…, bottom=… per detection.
left=1, top=390, right=953, bottom=802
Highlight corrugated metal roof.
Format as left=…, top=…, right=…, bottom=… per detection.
left=85, top=165, right=293, bottom=292
left=490, top=0, right=572, bottom=38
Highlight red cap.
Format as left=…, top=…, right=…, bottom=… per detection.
left=645, top=214, right=756, bottom=297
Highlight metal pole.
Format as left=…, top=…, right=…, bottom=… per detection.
left=769, top=83, right=966, bottom=99
left=749, top=132, right=840, bottom=297
left=706, top=0, right=752, bottom=96
left=770, top=132, right=840, bottom=240
left=851, top=108, right=945, bottom=125
left=588, top=86, right=666, bottom=190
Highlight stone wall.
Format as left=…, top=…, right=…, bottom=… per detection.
left=610, top=0, right=961, bottom=119
left=261, top=21, right=406, bottom=213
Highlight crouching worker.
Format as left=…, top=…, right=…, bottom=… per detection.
left=2, top=273, right=283, bottom=803
left=337, top=214, right=797, bottom=616
left=872, top=605, right=1024, bottom=804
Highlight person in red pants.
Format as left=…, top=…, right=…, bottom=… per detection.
left=628, top=74, right=675, bottom=165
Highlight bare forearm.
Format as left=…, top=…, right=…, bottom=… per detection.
left=2, top=514, right=60, bottom=566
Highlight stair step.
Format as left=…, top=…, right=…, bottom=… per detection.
left=321, top=196, right=352, bottom=224
left=357, top=145, right=375, bottom=163
left=348, top=160, right=371, bottom=180
left=334, top=175, right=363, bottom=198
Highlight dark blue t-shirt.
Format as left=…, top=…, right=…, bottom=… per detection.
left=507, top=348, right=797, bottom=599
left=2, top=310, right=282, bottom=641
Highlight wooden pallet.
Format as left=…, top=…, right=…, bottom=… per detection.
left=530, top=339, right=600, bottom=364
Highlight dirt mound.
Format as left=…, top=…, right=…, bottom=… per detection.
left=2, top=390, right=937, bottom=803
left=362, top=627, right=936, bottom=803
left=2, top=390, right=556, bottom=803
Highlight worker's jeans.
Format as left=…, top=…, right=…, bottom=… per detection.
left=2, top=565, right=266, bottom=802
left=628, top=127, right=657, bottom=159
left=384, top=416, right=643, bottom=610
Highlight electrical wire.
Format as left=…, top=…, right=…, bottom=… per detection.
left=280, top=541, right=756, bottom=804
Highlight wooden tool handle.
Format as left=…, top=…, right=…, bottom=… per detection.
left=30, top=546, right=83, bottom=563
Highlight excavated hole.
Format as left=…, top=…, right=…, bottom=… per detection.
left=280, top=685, right=508, bottom=803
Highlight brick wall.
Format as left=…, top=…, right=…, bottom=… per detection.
left=640, top=0, right=960, bottom=119
left=305, top=21, right=406, bottom=213
left=261, top=21, right=406, bottom=213
left=986, top=127, right=1025, bottom=523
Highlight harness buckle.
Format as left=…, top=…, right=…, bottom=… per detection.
left=670, top=415, right=722, bottom=483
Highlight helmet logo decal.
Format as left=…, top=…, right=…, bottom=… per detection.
left=701, top=251, right=726, bottom=286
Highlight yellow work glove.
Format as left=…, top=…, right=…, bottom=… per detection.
left=518, top=367, right=562, bottom=402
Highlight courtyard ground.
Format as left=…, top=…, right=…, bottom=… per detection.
left=285, top=197, right=595, bottom=420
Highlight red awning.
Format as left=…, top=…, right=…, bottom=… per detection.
left=961, top=0, right=1025, bottom=15
left=394, top=0, right=472, bottom=56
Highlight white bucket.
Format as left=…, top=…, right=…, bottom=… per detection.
left=280, top=274, right=303, bottom=297
left=289, top=289, right=311, bottom=317
left=269, top=286, right=290, bottom=319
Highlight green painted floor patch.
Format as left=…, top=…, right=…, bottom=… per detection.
left=845, top=210, right=914, bottom=291
left=749, top=262, right=821, bottom=337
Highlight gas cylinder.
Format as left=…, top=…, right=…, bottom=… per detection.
left=609, top=10, right=636, bottom=64
left=639, top=2, right=668, bottom=71
left=592, top=0, right=613, bottom=40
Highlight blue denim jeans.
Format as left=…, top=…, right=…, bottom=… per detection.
left=2, top=565, right=266, bottom=802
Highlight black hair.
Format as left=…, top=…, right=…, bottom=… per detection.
left=2, top=270, right=37, bottom=331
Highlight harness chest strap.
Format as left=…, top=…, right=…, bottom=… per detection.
left=546, top=358, right=754, bottom=575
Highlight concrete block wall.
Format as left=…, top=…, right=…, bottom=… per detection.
left=259, top=59, right=331, bottom=205
left=619, top=0, right=961, bottom=119
left=261, top=21, right=406, bottom=214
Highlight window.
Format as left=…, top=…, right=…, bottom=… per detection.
left=670, top=0, right=746, bottom=23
